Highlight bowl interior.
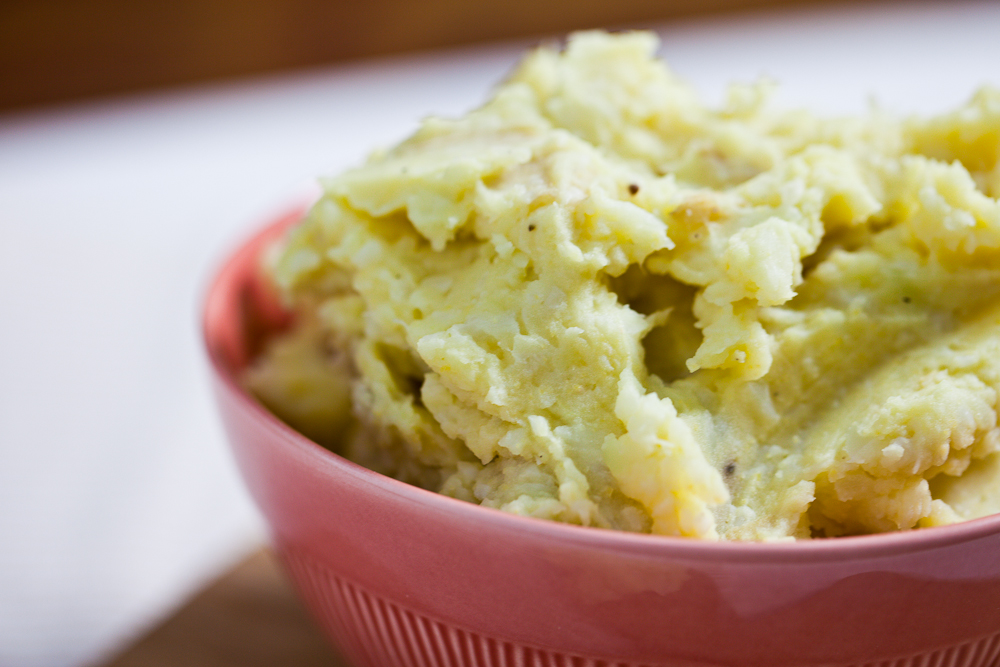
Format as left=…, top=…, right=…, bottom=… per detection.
left=204, top=209, right=301, bottom=377
left=203, top=210, right=1000, bottom=563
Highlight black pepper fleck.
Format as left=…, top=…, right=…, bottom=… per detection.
left=724, top=462, right=736, bottom=476
left=528, top=224, right=536, bottom=231
left=628, top=183, right=640, bottom=195
left=902, top=296, right=911, bottom=303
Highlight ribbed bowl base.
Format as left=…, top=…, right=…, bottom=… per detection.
left=280, top=548, right=1000, bottom=667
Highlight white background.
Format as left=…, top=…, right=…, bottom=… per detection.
left=1, top=3, right=998, bottom=665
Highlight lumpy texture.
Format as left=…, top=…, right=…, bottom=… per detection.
left=246, top=32, right=1000, bottom=540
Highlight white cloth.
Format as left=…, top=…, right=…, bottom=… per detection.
left=0, top=3, right=996, bottom=666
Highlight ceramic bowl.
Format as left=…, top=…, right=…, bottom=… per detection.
left=204, top=212, right=1000, bottom=667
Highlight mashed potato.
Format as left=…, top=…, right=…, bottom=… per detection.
left=246, top=31, right=1000, bottom=541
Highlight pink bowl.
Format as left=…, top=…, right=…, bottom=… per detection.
left=204, top=212, right=1000, bottom=667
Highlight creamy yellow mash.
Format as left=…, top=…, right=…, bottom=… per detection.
left=246, top=31, right=1000, bottom=541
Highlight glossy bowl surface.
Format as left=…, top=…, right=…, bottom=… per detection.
left=204, top=213, right=1000, bottom=667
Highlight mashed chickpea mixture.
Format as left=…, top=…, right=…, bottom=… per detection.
left=247, top=32, right=1000, bottom=541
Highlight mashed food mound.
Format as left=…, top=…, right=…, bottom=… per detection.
left=247, top=32, right=1000, bottom=541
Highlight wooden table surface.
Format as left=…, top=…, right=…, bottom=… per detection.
left=104, top=550, right=348, bottom=667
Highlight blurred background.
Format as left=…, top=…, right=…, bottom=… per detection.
left=3, top=0, right=858, bottom=112
left=1, top=1, right=997, bottom=666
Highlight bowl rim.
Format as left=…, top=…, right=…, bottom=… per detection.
left=204, top=211, right=1000, bottom=565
